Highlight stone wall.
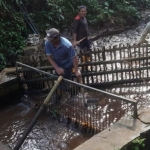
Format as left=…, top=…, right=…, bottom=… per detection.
left=18, top=38, right=50, bottom=67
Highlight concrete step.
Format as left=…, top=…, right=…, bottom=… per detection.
left=74, top=109, right=150, bottom=150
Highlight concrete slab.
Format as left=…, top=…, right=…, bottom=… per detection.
left=138, top=109, right=150, bottom=123
left=0, top=75, right=18, bottom=97
left=0, top=142, right=12, bottom=150
left=74, top=116, right=150, bottom=150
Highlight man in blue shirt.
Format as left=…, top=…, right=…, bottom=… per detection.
left=44, top=28, right=81, bottom=80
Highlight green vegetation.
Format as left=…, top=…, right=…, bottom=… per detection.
left=0, top=0, right=150, bottom=70
left=121, top=137, right=146, bottom=150
left=0, top=1, right=27, bottom=71
left=51, top=109, right=59, bottom=119
left=131, top=137, right=145, bottom=150
left=29, top=0, right=150, bottom=31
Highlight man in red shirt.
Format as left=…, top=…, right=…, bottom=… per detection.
left=73, top=5, right=91, bottom=67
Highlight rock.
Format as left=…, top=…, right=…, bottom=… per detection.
left=111, top=36, right=120, bottom=42
left=59, top=142, right=67, bottom=149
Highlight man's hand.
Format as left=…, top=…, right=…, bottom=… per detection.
left=73, top=41, right=77, bottom=47
left=56, top=67, right=64, bottom=75
left=75, top=69, right=82, bottom=83
left=75, top=69, right=81, bottom=77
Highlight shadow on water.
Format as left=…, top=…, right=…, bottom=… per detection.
left=0, top=91, right=21, bottom=110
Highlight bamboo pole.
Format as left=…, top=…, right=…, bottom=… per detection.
left=76, top=37, right=86, bottom=45
left=14, top=76, right=63, bottom=150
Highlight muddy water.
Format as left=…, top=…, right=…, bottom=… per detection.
left=0, top=84, right=147, bottom=150
left=0, top=84, right=149, bottom=150
left=90, top=10, right=150, bottom=111
left=0, top=102, right=91, bottom=150
left=91, top=10, right=150, bottom=48
left=106, top=83, right=150, bottom=110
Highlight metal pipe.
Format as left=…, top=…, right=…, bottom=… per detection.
left=133, top=102, right=138, bottom=119
left=16, top=62, right=137, bottom=106
left=18, top=1, right=40, bottom=35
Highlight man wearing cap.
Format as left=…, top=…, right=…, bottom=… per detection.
left=44, top=28, right=81, bottom=80
left=73, top=5, right=91, bottom=67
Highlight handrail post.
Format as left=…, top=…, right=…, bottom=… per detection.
left=133, top=102, right=138, bottom=119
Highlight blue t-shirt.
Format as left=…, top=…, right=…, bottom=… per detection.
left=44, top=37, right=76, bottom=68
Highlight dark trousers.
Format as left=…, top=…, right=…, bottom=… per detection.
left=55, top=66, right=73, bottom=99
left=79, top=38, right=91, bottom=51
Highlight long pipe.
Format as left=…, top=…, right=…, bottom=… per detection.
left=18, top=1, right=40, bottom=35
left=22, top=14, right=38, bottom=34
left=14, top=76, right=63, bottom=150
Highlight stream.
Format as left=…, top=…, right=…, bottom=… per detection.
left=0, top=102, right=91, bottom=150
left=1, top=9, right=150, bottom=150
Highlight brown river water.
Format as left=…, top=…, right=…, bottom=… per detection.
left=1, top=81, right=150, bottom=150
left=0, top=101, right=91, bottom=150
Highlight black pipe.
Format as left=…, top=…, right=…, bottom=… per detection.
left=14, top=75, right=63, bottom=150
left=14, top=104, right=45, bottom=150
left=19, top=1, right=29, bottom=16
left=23, top=13, right=40, bottom=35
left=22, top=14, right=38, bottom=34
left=18, top=1, right=40, bottom=35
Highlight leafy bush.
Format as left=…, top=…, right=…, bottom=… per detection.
left=0, top=0, right=150, bottom=70
left=0, top=5, right=27, bottom=71
left=131, top=137, right=145, bottom=150
left=28, top=0, right=150, bottom=33
left=30, top=0, right=101, bottom=32
left=121, top=137, right=146, bottom=150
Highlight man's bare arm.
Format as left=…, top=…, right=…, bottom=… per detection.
left=73, top=33, right=77, bottom=46
left=73, top=56, right=79, bottom=72
left=47, top=55, right=58, bottom=70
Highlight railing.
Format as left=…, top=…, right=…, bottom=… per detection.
left=77, top=43, right=150, bottom=86
left=21, top=43, right=150, bottom=87
left=16, top=61, right=137, bottom=134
